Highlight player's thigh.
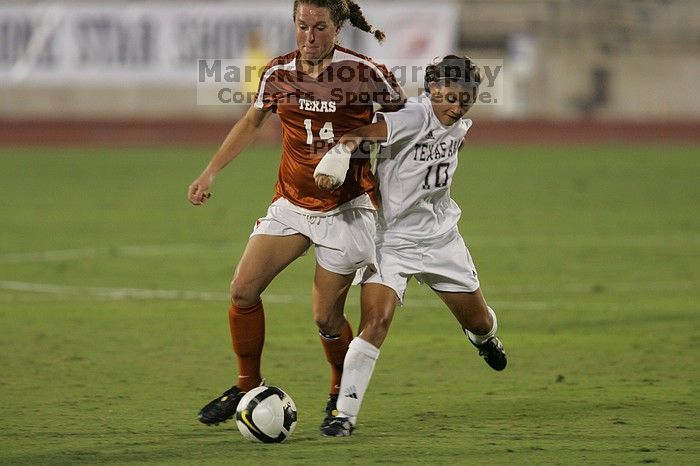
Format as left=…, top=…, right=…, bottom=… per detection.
left=433, top=288, right=489, bottom=328
left=314, top=208, right=377, bottom=275
left=359, top=239, right=419, bottom=306
left=421, top=230, right=480, bottom=295
left=232, top=233, right=311, bottom=301
left=312, top=263, right=355, bottom=333
left=358, top=282, right=399, bottom=348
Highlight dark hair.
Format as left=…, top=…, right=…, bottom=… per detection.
left=424, top=55, right=481, bottom=93
left=293, top=0, right=385, bottom=43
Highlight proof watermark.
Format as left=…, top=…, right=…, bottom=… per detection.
left=196, top=58, right=504, bottom=107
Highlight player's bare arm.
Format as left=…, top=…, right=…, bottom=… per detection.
left=188, top=104, right=271, bottom=205
left=314, top=121, right=388, bottom=190
left=339, top=120, right=388, bottom=151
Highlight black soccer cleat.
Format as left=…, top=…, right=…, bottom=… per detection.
left=197, top=386, right=245, bottom=425
left=471, top=336, right=507, bottom=371
left=319, top=393, right=339, bottom=431
left=320, top=416, right=354, bottom=437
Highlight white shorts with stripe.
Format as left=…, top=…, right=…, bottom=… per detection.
left=251, top=196, right=377, bottom=275
left=361, top=227, right=480, bottom=303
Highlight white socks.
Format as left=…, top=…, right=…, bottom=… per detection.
left=466, top=306, right=498, bottom=345
left=336, top=337, right=380, bottom=425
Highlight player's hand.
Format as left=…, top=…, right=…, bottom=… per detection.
left=188, top=172, right=214, bottom=205
left=313, top=143, right=352, bottom=190
left=314, top=173, right=342, bottom=190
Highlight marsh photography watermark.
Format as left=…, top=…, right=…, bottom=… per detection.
left=196, top=58, right=504, bottom=106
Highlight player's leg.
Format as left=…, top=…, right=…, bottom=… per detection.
left=198, top=233, right=310, bottom=425
left=321, top=241, right=411, bottom=437
left=322, top=282, right=397, bottom=438
left=321, top=283, right=397, bottom=437
left=358, top=282, right=398, bottom=348
left=435, top=287, right=491, bottom=334
left=312, top=263, right=356, bottom=432
left=434, top=288, right=507, bottom=371
left=422, top=229, right=506, bottom=371
left=313, top=262, right=355, bottom=396
left=230, top=233, right=311, bottom=387
left=312, top=207, right=378, bottom=433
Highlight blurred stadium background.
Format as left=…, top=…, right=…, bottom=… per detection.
left=1, top=0, right=699, bottom=142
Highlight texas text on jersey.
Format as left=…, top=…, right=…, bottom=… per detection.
left=373, top=94, right=472, bottom=241
left=255, top=45, right=402, bottom=211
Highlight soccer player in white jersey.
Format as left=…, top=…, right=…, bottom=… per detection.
left=313, top=55, right=507, bottom=436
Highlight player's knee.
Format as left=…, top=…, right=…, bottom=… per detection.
left=230, top=278, right=260, bottom=308
left=467, top=306, right=493, bottom=334
left=314, top=315, right=334, bottom=335
left=314, top=309, right=346, bottom=336
left=472, top=316, right=491, bottom=334
left=361, top=311, right=392, bottom=345
left=368, top=313, right=392, bottom=335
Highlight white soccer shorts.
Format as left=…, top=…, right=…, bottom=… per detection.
left=251, top=197, right=377, bottom=275
left=362, top=227, right=480, bottom=303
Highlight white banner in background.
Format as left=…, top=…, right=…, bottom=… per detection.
left=0, top=2, right=458, bottom=86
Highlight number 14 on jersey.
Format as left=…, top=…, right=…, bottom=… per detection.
left=304, top=119, right=335, bottom=145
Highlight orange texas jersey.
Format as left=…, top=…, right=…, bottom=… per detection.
left=254, top=45, right=403, bottom=212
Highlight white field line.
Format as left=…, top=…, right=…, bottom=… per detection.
left=1, top=279, right=697, bottom=311
left=0, top=280, right=289, bottom=304
left=488, top=280, right=700, bottom=294
left=0, top=280, right=228, bottom=301
left=1, top=244, right=697, bottom=307
left=0, top=244, right=235, bottom=264
left=0, top=288, right=694, bottom=313
left=466, top=233, right=700, bottom=248
left=2, top=233, right=698, bottom=264
left=0, top=279, right=546, bottom=310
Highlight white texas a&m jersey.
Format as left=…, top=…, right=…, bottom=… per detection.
left=373, top=94, right=472, bottom=241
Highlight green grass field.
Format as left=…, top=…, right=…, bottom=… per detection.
left=1, top=142, right=698, bottom=465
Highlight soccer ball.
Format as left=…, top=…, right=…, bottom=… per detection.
left=235, top=386, right=298, bottom=443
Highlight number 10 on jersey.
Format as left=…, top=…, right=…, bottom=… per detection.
left=422, top=163, right=450, bottom=189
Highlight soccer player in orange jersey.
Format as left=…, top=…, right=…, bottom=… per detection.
left=187, top=0, right=404, bottom=431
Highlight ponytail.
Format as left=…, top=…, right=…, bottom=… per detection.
left=346, top=1, right=385, bottom=43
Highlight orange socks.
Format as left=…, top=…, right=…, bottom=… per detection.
left=319, top=319, right=354, bottom=395
left=229, top=302, right=351, bottom=395
left=228, top=301, right=265, bottom=392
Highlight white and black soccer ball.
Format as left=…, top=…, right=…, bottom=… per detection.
left=235, top=386, right=298, bottom=443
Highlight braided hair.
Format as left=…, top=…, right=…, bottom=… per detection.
left=293, top=0, right=385, bottom=43
left=424, top=55, right=481, bottom=93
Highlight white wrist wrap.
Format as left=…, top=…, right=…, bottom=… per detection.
left=314, top=143, right=353, bottom=188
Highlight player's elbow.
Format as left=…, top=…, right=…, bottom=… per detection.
left=241, top=105, right=269, bottom=130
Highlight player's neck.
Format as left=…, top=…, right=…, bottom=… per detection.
left=298, top=48, right=335, bottom=78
